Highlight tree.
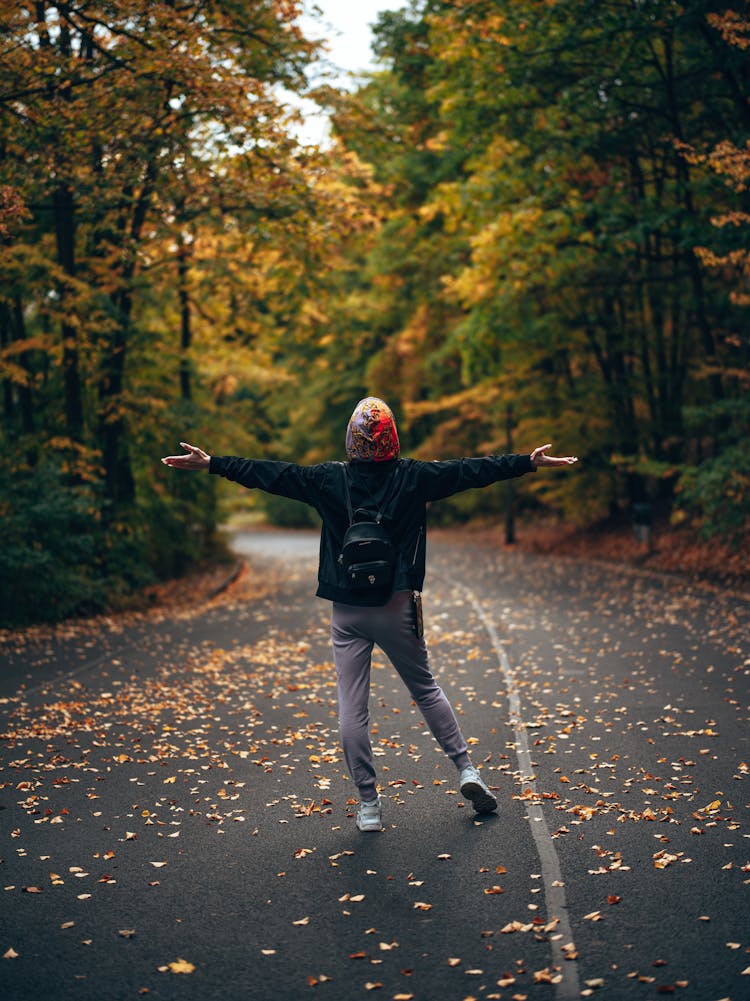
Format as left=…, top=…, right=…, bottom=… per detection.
left=0, top=0, right=329, bottom=622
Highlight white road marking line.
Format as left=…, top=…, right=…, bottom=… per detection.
left=465, top=588, right=581, bottom=1001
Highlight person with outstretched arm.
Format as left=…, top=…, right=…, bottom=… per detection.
left=162, top=398, right=578, bottom=832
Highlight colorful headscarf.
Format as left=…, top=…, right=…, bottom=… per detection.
left=345, top=397, right=400, bottom=462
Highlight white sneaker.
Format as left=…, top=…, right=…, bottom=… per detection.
left=356, top=796, right=382, bottom=832
left=459, top=766, right=498, bottom=814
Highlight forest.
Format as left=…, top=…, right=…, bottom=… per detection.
left=1, top=0, right=748, bottom=626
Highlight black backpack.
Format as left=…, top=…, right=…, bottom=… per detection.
left=339, top=465, right=399, bottom=591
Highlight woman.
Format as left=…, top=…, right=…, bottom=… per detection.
left=162, top=398, right=577, bottom=831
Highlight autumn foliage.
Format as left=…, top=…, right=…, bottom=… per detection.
left=1, top=2, right=748, bottom=625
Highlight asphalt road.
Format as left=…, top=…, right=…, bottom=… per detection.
left=1, top=530, right=748, bottom=1001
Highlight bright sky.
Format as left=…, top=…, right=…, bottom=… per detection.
left=301, top=0, right=407, bottom=79
left=293, top=0, right=409, bottom=144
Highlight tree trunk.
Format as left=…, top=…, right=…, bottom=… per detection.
left=12, top=295, right=35, bottom=437
left=52, top=182, right=84, bottom=438
left=504, top=404, right=515, bottom=544
left=177, top=230, right=192, bottom=401
left=98, top=154, right=159, bottom=507
left=99, top=283, right=135, bottom=506
left=0, top=303, right=14, bottom=427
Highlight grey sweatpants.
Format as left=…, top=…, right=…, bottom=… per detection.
left=331, top=590, right=471, bottom=801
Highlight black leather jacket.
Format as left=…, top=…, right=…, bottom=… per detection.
left=209, top=453, right=535, bottom=606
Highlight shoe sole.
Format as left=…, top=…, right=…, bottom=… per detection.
left=461, top=781, right=498, bottom=815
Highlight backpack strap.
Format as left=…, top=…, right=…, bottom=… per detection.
left=341, top=463, right=354, bottom=526
left=341, top=463, right=399, bottom=527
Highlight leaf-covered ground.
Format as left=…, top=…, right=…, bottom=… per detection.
left=511, top=519, right=750, bottom=594
left=1, top=532, right=748, bottom=1000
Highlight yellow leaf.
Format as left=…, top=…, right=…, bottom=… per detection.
left=167, top=958, right=195, bottom=974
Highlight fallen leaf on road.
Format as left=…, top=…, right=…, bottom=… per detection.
left=166, top=958, right=195, bottom=974
left=293, top=917, right=310, bottom=926
left=4, top=948, right=19, bottom=959
left=535, top=968, right=563, bottom=985
left=118, top=929, right=136, bottom=938
left=413, top=902, right=432, bottom=911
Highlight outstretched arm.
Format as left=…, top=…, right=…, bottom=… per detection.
left=529, top=444, right=578, bottom=468
left=161, top=442, right=211, bottom=470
